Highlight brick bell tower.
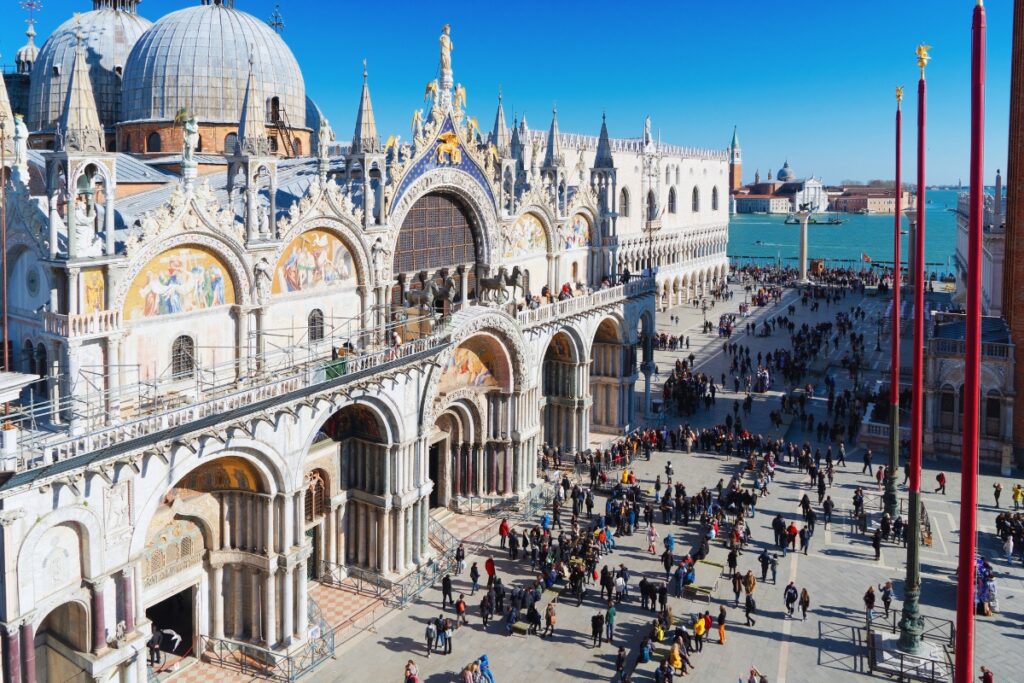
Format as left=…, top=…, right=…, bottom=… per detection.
left=728, top=125, right=742, bottom=191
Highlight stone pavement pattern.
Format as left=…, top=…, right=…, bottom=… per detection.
left=307, top=282, right=1022, bottom=682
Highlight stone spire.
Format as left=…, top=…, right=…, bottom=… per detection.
left=351, top=61, right=380, bottom=154
left=731, top=125, right=740, bottom=150
left=236, top=57, right=269, bottom=156
left=594, top=112, right=614, bottom=169
left=543, top=106, right=563, bottom=167
left=491, top=89, right=511, bottom=154
left=58, top=21, right=104, bottom=153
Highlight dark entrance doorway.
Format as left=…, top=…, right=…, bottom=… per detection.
left=428, top=442, right=440, bottom=508
left=306, top=527, right=319, bottom=580
left=145, top=586, right=194, bottom=664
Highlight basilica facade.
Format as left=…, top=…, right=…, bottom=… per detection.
left=0, top=2, right=729, bottom=681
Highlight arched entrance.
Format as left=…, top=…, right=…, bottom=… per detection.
left=590, top=318, right=633, bottom=434
left=35, top=602, right=90, bottom=683
left=140, top=456, right=287, bottom=659
left=319, top=404, right=389, bottom=573
left=432, top=333, right=514, bottom=502
left=541, top=331, right=587, bottom=454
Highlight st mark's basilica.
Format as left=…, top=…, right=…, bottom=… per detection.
left=0, top=1, right=730, bottom=680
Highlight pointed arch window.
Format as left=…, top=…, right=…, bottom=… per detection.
left=647, top=191, right=657, bottom=220
left=712, top=186, right=719, bottom=212
left=171, top=335, right=195, bottom=379
left=691, top=186, right=700, bottom=212
left=667, top=187, right=677, bottom=214
left=619, top=188, right=630, bottom=218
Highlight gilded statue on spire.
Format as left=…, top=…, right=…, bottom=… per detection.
left=915, top=44, right=931, bottom=76
left=440, top=24, right=453, bottom=73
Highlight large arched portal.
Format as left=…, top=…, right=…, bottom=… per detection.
left=541, top=331, right=588, bottom=454
left=140, top=456, right=288, bottom=656
left=590, top=318, right=635, bottom=434
left=432, top=333, right=514, bottom=502
left=319, top=404, right=390, bottom=573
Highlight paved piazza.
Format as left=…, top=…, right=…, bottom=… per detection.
left=326, top=282, right=1022, bottom=682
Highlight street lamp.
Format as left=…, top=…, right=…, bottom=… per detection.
left=876, top=314, right=883, bottom=352
left=701, top=299, right=708, bottom=326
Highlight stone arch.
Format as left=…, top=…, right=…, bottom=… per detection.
left=17, top=506, right=103, bottom=612
left=421, top=308, right=532, bottom=428
left=273, top=216, right=371, bottom=293
left=113, top=233, right=252, bottom=319
left=386, top=167, right=499, bottom=271
left=301, top=392, right=405, bottom=459
left=505, top=207, right=556, bottom=259
left=128, top=445, right=286, bottom=559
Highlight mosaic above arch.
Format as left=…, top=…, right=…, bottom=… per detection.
left=503, top=213, right=547, bottom=259
left=124, top=245, right=235, bottom=320
left=565, top=213, right=591, bottom=250
left=171, top=456, right=264, bottom=500
left=273, top=228, right=356, bottom=294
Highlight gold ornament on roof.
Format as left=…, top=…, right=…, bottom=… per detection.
left=916, top=44, right=931, bottom=77
left=895, top=86, right=904, bottom=105
left=436, top=132, right=462, bottom=165
left=424, top=80, right=438, bottom=103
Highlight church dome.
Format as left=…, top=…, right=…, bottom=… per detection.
left=777, top=160, right=795, bottom=182
left=26, top=5, right=152, bottom=131
left=120, top=1, right=306, bottom=127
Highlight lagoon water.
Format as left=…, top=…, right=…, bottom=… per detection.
left=727, top=188, right=960, bottom=276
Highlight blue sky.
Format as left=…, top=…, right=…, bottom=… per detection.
left=5, top=0, right=1012, bottom=184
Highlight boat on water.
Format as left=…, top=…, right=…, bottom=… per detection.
left=783, top=213, right=845, bottom=225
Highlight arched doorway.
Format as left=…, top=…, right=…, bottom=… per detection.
left=35, top=602, right=90, bottom=683
left=433, top=334, right=514, bottom=501
left=319, top=404, right=389, bottom=572
left=541, top=331, right=586, bottom=453
left=141, top=456, right=278, bottom=658
left=591, top=318, right=632, bottom=434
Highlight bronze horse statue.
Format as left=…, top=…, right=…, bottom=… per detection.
left=477, top=265, right=525, bottom=305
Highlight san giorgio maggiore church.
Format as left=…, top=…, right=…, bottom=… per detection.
left=0, top=1, right=730, bottom=680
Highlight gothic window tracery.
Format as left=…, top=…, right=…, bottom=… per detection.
left=667, top=187, right=677, bottom=214
left=305, top=470, right=327, bottom=522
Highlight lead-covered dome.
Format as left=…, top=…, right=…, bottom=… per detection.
left=27, top=4, right=152, bottom=131
left=120, top=1, right=306, bottom=126
left=777, top=160, right=795, bottom=182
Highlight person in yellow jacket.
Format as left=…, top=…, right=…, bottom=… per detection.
left=667, top=643, right=683, bottom=671
left=1013, top=483, right=1023, bottom=510
left=693, top=615, right=707, bottom=652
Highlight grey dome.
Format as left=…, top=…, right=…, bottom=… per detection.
left=777, top=160, right=795, bottom=182
left=27, top=8, right=152, bottom=132
left=120, top=3, right=306, bottom=127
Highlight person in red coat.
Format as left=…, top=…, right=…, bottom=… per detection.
left=498, top=518, right=510, bottom=548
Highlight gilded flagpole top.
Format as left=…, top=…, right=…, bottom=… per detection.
left=896, top=85, right=904, bottom=107
left=916, top=44, right=931, bottom=78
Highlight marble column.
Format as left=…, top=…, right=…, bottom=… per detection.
left=233, top=566, right=244, bottom=639
left=119, top=568, right=135, bottom=634
left=394, top=507, right=405, bottom=573
left=251, top=570, right=262, bottom=641
left=104, top=185, right=117, bottom=256
left=264, top=569, right=277, bottom=647
left=295, top=564, right=308, bottom=640
left=2, top=624, right=19, bottom=683
left=221, top=494, right=231, bottom=550
left=281, top=565, right=294, bottom=644
left=19, top=622, right=34, bottom=683
left=420, top=499, right=429, bottom=559
left=91, top=579, right=106, bottom=653
left=377, top=507, right=389, bottom=576
left=211, top=564, right=225, bottom=640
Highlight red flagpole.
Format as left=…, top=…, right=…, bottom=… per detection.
left=891, top=101, right=901, bottom=409
left=911, top=74, right=925, bottom=511
left=956, top=2, right=986, bottom=681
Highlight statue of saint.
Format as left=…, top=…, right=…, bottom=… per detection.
left=643, top=116, right=653, bottom=148
left=182, top=115, right=199, bottom=163
left=318, top=116, right=331, bottom=156
left=412, top=109, right=423, bottom=140
left=439, top=24, right=453, bottom=72
left=254, top=257, right=273, bottom=305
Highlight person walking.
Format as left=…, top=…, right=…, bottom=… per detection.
left=872, top=529, right=883, bottom=561
left=424, top=620, right=437, bottom=658
left=783, top=581, right=798, bottom=617
left=878, top=581, right=894, bottom=617
left=441, top=574, right=454, bottom=608
left=605, top=601, right=616, bottom=644
left=744, top=592, right=757, bottom=626
left=758, top=548, right=770, bottom=581
left=647, top=525, right=659, bottom=554
left=717, top=605, right=728, bottom=644
left=498, top=518, right=510, bottom=548
left=798, top=588, right=811, bottom=621
left=862, top=448, right=873, bottom=475
left=443, top=617, right=454, bottom=654
left=742, top=570, right=757, bottom=598
left=693, top=615, right=706, bottom=651
left=980, top=666, right=995, bottom=683
left=732, top=571, right=743, bottom=606
left=934, top=472, right=947, bottom=495
left=469, top=562, right=481, bottom=595
left=455, top=594, right=468, bottom=627
left=993, top=482, right=1003, bottom=508
left=591, top=610, right=605, bottom=647
left=864, top=586, right=877, bottom=626
left=455, top=544, right=466, bottom=575
left=543, top=602, right=556, bottom=637
left=1013, top=483, right=1023, bottom=510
